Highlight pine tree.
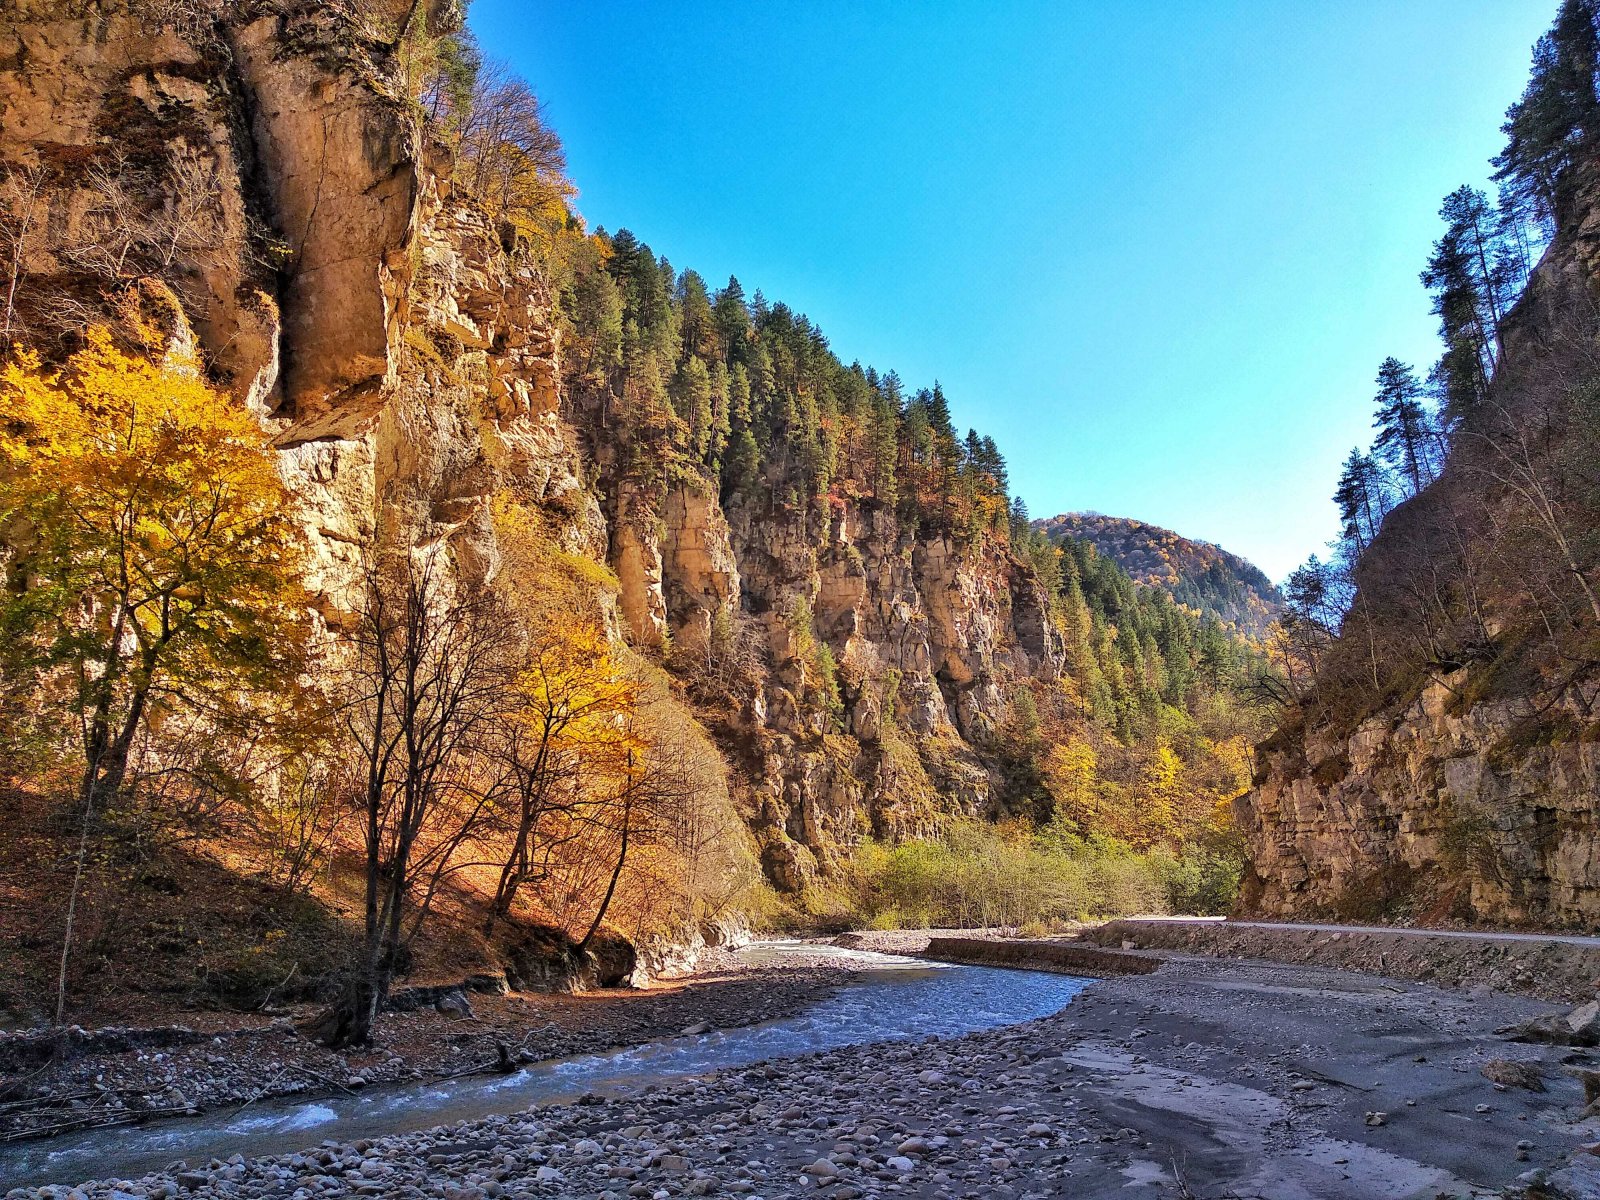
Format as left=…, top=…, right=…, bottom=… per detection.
left=1440, top=186, right=1524, bottom=373
left=1370, top=357, right=1437, bottom=495
left=925, top=382, right=955, bottom=441
left=718, top=362, right=759, bottom=502
left=1493, top=0, right=1600, bottom=228
left=608, top=230, right=677, bottom=358
left=868, top=383, right=899, bottom=506
left=707, top=361, right=732, bottom=470
left=671, top=358, right=712, bottom=450
left=898, top=397, right=933, bottom=518
left=1421, top=191, right=1499, bottom=417
left=1333, top=448, right=1389, bottom=553
left=978, top=436, right=1007, bottom=494
left=1009, top=495, right=1030, bottom=540
left=565, top=260, right=623, bottom=385
left=1195, top=616, right=1230, bottom=689
left=676, top=269, right=718, bottom=362
left=922, top=384, right=959, bottom=519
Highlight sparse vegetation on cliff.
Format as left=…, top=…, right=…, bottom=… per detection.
left=1247, top=0, right=1600, bottom=924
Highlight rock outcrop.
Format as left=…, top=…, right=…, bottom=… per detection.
left=1237, top=157, right=1600, bottom=928
left=1238, top=671, right=1600, bottom=925
left=0, top=0, right=1063, bottom=899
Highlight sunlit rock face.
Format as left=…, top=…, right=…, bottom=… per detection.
left=1239, top=674, right=1600, bottom=925
left=0, top=0, right=1063, bottom=894
left=1237, top=164, right=1600, bottom=929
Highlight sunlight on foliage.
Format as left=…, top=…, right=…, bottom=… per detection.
left=0, top=327, right=308, bottom=804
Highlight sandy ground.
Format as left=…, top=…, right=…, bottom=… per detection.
left=12, top=939, right=1600, bottom=1197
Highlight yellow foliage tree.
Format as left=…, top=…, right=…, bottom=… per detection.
left=484, top=622, right=642, bottom=927
left=0, top=328, right=308, bottom=807
left=1042, top=736, right=1098, bottom=829
left=1138, top=745, right=1183, bottom=841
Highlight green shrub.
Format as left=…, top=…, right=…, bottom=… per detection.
left=843, top=817, right=1236, bottom=929
left=866, top=907, right=904, bottom=931
left=1154, top=839, right=1246, bottom=915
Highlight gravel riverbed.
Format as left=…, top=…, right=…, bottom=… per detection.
left=0, top=948, right=853, bottom=1146
left=13, top=950, right=1600, bottom=1198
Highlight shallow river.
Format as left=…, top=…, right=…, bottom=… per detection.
left=3, top=942, right=1091, bottom=1188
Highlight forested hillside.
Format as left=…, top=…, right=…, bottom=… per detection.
left=1035, top=513, right=1281, bottom=638
left=0, top=0, right=1271, bottom=1031
left=1240, top=0, right=1600, bottom=926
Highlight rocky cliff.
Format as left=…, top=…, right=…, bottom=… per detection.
left=1236, top=158, right=1600, bottom=927
left=0, top=0, right=1062, bottom=903
left=1240, top=671, right=1600, bottom=924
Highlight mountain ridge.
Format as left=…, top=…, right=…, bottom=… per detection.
left=1034, top=511, right=1281, bottom=638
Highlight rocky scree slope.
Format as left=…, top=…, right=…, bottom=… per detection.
left=1236, top=165, right=1600, bottom=928
left=1036, top=511, right=1281, bottom=638
left=0, top=0, right=1063, bottom=908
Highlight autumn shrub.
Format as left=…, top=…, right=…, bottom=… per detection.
left=846, top=817, right=1218, bottom=930
left=784, top=596, right=843, bottom=727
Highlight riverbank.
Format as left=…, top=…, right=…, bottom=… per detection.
left=13, top=950, right=1600, bottom=1199
left=0, top=946, right=854, bottom=1146
left=1087, top=917, right=1600, bottom=1003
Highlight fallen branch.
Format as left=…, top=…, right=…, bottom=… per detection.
left=1291, top=1063, right=1375, bottom=1092
left=1, top=1104, right=192, bottom=1143
left=288, top=1064, right=355, bottom=1095
left=0, top=1090, right=98, bottom=1115
left=232, top=1066, right=290, bottom=1116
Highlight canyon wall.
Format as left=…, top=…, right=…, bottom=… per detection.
left=1239, top=672, right=1600, bottom=924
left=0, top=0, right=1061, bottom=900
left=1237, top=166, right=1600, bottom=927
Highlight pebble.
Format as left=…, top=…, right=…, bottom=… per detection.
left=3, top=956, right=1575, bottom=1200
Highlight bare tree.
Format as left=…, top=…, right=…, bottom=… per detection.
left=1465, top=397, right=1600, bottom=625
left=256, top=758, right=348, bottom=896
left=447, top=61, right=571, bottom=231
left=0, top=163, right=46, bottom=347
left=312, top=545, right=516, bottom=1048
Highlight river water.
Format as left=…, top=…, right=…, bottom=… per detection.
left=2, top=942, right=1092, bottom=1188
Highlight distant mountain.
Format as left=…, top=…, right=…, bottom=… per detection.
left=1034, top=513, right=1281, bottom=638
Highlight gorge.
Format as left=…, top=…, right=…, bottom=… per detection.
left=0, top=0, right=1264, bottom=1023
left=4, top=1, right=1600, bottom=1197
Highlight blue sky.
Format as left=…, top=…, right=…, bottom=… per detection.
left=468, top=1, right=1555, bottom=581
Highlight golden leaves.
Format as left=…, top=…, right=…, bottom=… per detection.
left=0, top=326, right=309, bottom=710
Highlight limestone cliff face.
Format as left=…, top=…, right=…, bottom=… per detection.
left=0, top=0, right=1062, bottom=895
left=583, top=431, right=1063, bottom=889
left=1239, top=674, right=1600, bottom=924
left=1237, top=167, right=1600, bottom=929
left=677, top=490, right=1061, bottom=891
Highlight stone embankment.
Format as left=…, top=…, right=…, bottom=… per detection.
left=919, top=937, right=1158, bottom=977
left=1085, top=919, right=1600, bottom=1003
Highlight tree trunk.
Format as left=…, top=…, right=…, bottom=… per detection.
left=577, top=767, right=633, bottom=956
